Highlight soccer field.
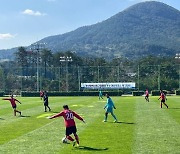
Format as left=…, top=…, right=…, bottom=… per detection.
left=0, top=96, right=180, bottom=154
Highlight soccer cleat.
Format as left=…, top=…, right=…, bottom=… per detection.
left=103, top=120, right=107, bottom=122
left=114, top=120, right=118, bottom=123
left=20, top=112, right=22, bottom=116
left=72, top=141, right=76, bottom=147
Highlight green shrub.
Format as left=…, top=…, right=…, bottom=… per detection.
left=132, top=91, right=144, bottom=96
left=176, top=90, right=180, bottom=95
left=151, top=90, right=167, bottom=96
left=21, top=91, right=123, bottom=97
left=0, top=92, right=4, bottom=97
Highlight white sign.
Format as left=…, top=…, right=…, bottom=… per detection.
left=81, top=82, right=135, bottom=90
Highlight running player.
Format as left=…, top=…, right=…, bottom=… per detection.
left=2, top=95, right=22, bottom=116
left=158, top=90, right=168, bottom=108
left=145, top=89, right=149, bottom=102
left=49, top=105, right=85, bottom=147
left=103, top=94, right=118, bottom=122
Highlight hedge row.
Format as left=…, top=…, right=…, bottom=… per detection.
left=176, top=90, right=180, bottom=95
left=132, top=91, right=144, bottom=96
left=21, top=91, right=123, bottom=97
left=0, top=92, right=4, bottom=97
left=151, top=90, right=167, bottom=96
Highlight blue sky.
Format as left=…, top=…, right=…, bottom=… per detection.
left=0, top=0, right=179, bottom=49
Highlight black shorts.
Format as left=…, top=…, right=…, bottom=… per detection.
left=44, top=102, right=48, bottom=106
left=12, top=105, right=16, bottom=109
left=161, top=99, right=165, bottom=103
left=66, top=126, right=77, bottom=136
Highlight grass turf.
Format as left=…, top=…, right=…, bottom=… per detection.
left=0, top=96, right=179, bottom=154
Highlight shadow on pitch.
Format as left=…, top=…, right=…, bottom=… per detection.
left=167, top=108, right=180, bottom=110
left=19, top=115, right=31, bottom=118
left=75, top=146, right=108, bottom=151
left=0, top=118, right=5, bottom=120
left=52, top=111, right=60, bottom=113
left=113, top=121, right=135, bottom=125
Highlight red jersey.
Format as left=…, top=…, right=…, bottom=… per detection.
left=51, top=109, right=83, bottom=127
left=3, top=98, right=19, bottom=107
left=145, top=90, right=149, bottom=96
left=40, top=91, right=44, bottom=97
left=159, top=93, right=166, bottom=100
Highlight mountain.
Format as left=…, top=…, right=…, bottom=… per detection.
left=1, top=1, right=180, bottom=60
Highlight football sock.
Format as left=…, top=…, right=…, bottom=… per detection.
left=74, top=134, right=79, bottom=144
left=66, top=135, right=74, bottom=142
left=111, top=113, right=117, bottom=121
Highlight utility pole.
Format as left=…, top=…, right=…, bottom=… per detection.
left=158, top=65, right=161, bottom=90
left=60, top=56, right=73, bottom=92
left=175, top=53, right=180, bottom=89
left=30, top=43, right=46, bottom=92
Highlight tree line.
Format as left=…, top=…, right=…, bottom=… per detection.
left=0, top=46, right=179, bottom=93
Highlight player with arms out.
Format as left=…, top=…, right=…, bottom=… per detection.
left=49, top=105, right=85, bottom=147
left=103, top=93, right=118, bottom=122
left=2, top=95, right=22, bottom=116
left=145, top=89, right=149, bottom=102
left=158, top=90, right=168, bottom=109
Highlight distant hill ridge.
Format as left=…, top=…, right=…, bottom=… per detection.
left=0, top=1, right=180, bottom=60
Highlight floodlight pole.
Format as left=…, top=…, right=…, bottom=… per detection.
left=98, top=66, right=100, bottom=83
left=158, top=65, right=161, bottom=90
left=78, top=66, right=81, bottom=91
left=175, top=53, right=180, bottom=89
left=138, top=65, right=140, bottom=91
left=60, top=56, right=73, bottom=92
left=31, top=43, right=46, bottom=92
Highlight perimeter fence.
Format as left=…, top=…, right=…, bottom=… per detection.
left=0, top=64, right=179, bottom=94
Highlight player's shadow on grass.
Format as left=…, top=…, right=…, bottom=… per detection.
left=0, top=118, right=5, bottom=120
left=52, top=111, right=60, bottom=113
left=168, top=108, right=180, bottom=110
left=75, top=146, right=108, bottom=151
left=114, top=121, right=135, bottom=124
left=19, top=115, right=31, bottom=118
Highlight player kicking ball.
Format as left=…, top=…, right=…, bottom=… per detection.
left=158, top=90, right=168, bottom=109
left=103, top=94, right=118, bottom=122
left=2, top=95, right=22, bottom=116
left=48, top=105, right=85, bottom=147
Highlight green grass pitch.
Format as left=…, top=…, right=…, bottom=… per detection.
left=0, top=96, right=180, bottom=154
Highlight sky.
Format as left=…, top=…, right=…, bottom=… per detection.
left=0, top=0, right=179, bottom=50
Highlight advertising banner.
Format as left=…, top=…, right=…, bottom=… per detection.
left=81, top=82, right=135, bottom=90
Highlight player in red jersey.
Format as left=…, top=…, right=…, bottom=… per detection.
left=145, top=89, right=149, bottom=102
left=158, top=90, right=168, bottom=108
left=2, top=95, right=22, bottom=116
left=49, top=105, right=85, bottom=146
left=40, top=90, right=44, bottom=100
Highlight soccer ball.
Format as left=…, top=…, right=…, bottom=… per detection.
left=62, top=137, right=68, bottom=143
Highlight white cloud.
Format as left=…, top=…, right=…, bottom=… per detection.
left=0, top=33, right=15, bottom=40
left=22, top=9, right=46, bottom=16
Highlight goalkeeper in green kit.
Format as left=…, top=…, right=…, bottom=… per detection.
left=103, top=94, right=118, bottom=122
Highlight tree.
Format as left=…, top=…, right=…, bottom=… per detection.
left=15, top=47, right=28, bottom=75
left=41, top=49, right=53, bottom=77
